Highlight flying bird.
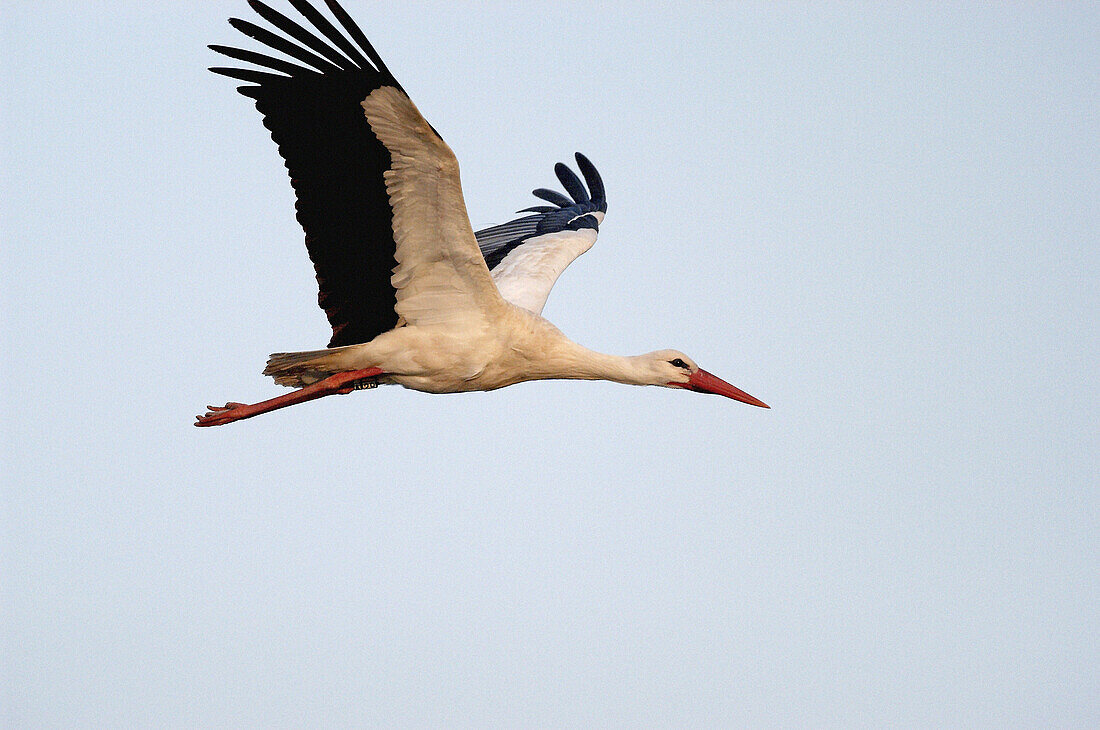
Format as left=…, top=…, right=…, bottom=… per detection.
left=197, top=0, right=768, bottom=427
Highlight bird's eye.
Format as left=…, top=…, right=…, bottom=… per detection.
left=669, top=358, right=688, bottom=369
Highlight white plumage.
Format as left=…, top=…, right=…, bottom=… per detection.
left=489, top=228, right=598, bottom=315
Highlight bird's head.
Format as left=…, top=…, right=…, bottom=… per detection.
left=642, top=350, right=769, bottom=408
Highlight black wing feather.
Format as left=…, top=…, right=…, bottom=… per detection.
left=322, top=0, right=400, bottom=87
left=210, top=66, right=289, bottom=85
left=574, top=152, right=605, bottom=204
left=228, top=17, right=342, bottom=73
left=554, top=162, right=590, bottom=203
left=247, top=0, right=356, bottom=71
left=475, top=154, right=608, bottom=271
left=209, top=44, right=315, bottom=77
left=532, top=188, right=574, bottom=207
left=214, top=0, right=406, bottom=348
left=288, top=0, right=370, bottom=67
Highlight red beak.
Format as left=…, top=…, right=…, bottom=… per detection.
left=672, top=368, right=770, bottom=408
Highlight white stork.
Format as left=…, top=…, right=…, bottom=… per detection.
left=197, top=0, right=768, bottom=427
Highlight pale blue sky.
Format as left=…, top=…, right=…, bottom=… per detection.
left=3, top=1, right=1098, bottom=726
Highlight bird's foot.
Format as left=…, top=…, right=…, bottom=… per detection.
left=195, top=402, right=253, bottom=427
left=207, top=402, right=247, bottom=412
left=194, top=367, right=385, bottom=427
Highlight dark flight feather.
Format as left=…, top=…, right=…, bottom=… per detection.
left=213, top=0, right=411, bottom=348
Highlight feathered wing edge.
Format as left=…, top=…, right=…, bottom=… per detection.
left=476, top=152, right=607, bottom=270
left=209, top=0, right=399, bottom=94
left=518, top=152, right=607, bottom=215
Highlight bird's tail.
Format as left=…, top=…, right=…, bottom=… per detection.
left=263, top=347, right=350, bottom=388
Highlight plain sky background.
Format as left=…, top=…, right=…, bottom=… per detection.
left=3, top=1, right=1097, bottom=726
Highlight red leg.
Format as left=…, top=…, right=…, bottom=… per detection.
left=195, top=367, right=384, bottom=427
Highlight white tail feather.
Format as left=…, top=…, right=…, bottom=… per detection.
left=263, top=346, right=357, bottom=387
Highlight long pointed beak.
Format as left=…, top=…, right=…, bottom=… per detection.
left=674, top=368, right=770, bottom=408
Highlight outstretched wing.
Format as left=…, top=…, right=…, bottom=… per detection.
left=475, top=153, right=607, bottom=315
left=211, top=0, right=500, bottom=346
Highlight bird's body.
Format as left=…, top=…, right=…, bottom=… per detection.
left=266, top=309, right=695, bottom=395
left=197, top=0, right=766, bottom=426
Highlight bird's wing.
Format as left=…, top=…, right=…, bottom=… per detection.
left=210, top=0, right=502, bottom=346
left=474, top=154, right=607, bottom=315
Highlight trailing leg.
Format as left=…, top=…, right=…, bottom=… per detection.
left=194, top=367, right=384, bottom=427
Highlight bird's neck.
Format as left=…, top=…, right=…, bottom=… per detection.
left=537, top=337, right=651, bottom=386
